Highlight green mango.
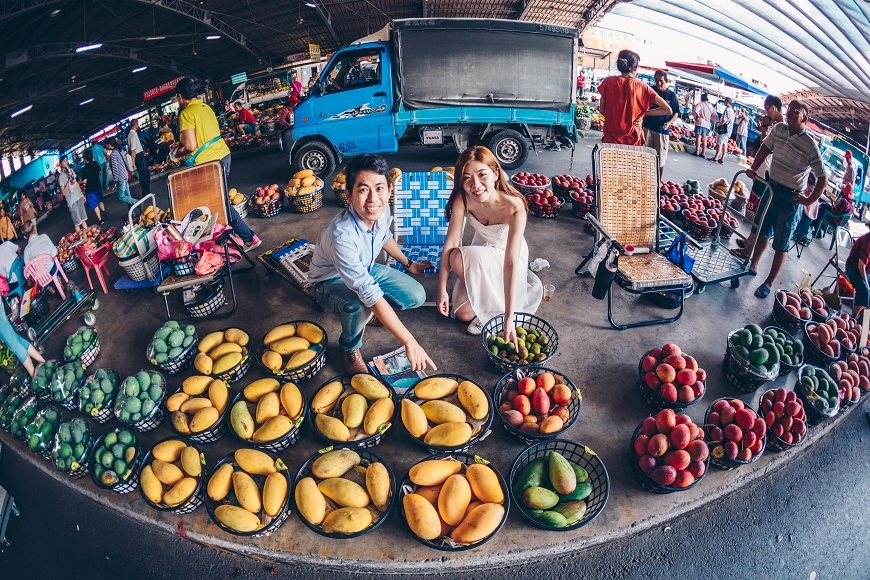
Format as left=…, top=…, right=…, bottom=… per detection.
left=117, top=430, right=134, bottom=446
left=559, top=481, right=593, bottom=502
left=181, top=336, right=194, bottom=348
left=168, top=330, right=185, bottom=348
left=148, top=385, right=163, bottom=402
left=168, top=347, right=183, bottom=359
left=124, top=397, right=141, bottom=414
left=548, top=451, right=577, bottom=496
left=136, top=371, right=151, bottom=390
left=551, top=500, right=587, bottom=525
left=514, top=457, right=548, bottom=495
left=155, top=353, right=168, bottom=364
left=166, top=320, right=180, bottom=331
left=154, top=327, right=171, bottom=341
left=531, top=510, right=568, bottom=528
left=183, top=324, right=195, bottom=337
left=153, top=338, right=168, bottom=354
left=522, top=486, right=559, bottom=510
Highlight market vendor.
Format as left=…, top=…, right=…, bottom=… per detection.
left=0, top=209, right=17, bottom=241
left=232, top=102, right=259, bottom=138
left=0, top=310, right=45, bottom=377
left=17, top=191, right=37, bottom=236
left=308, top=154, right=436, bottom=374
left=23, top=233, right=57, bottom=267
left=0, top=240, right=21, bottom=293
left=845, top=229, right=870, bottom=321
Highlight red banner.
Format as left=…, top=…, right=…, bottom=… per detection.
left=144, top=76, right=184, bottom=101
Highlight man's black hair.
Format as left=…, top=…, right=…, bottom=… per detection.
left=345, top=154, right=389, bottom=193
left=764, top=95, right=783, bottom=111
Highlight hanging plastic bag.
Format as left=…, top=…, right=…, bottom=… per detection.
left=155, top=226, right=192, bottom=260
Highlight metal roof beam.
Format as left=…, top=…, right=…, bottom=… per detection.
left=308, top=0, right=343, bottom=47
left=0, top=110, right=112, bottom=130
left=1, top=83, right=140, bottom=109
left=0, top=0, right=56, bottom=23
left=0, top=131, right=81, bottom=147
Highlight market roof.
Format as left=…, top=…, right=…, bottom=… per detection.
left=664, top=62, right=768, bottom=96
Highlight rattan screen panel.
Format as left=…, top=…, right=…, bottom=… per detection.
left=166, top=162, right=229, bottom=226
left=596, top=145, right=659, bottom=250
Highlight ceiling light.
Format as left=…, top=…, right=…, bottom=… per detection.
left=80, top=98, right=93, bottom=106
left=146, top=36, right=165, bottom=41
left=206, top=35, right=220, bottom=40
left=49, top=9, right=61, bottom=17
left=132, top=66, right=147, bottom=73
left=75, top=43, right=103, bottom=53
left=68, top=85, right=87, bottom=92
left=11, top=105, right=32, bottom=118
left=305, top=2, right=317, bottom=6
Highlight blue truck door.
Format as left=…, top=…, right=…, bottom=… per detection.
left=313, top=46, right=395, bottom=156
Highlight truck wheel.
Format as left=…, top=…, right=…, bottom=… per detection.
left=488, top=130, right=529, bottom=169
left=294, top=142, right=336, bottom=176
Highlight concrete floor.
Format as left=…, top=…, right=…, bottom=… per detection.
left=0, top=137, right=864, bottom=575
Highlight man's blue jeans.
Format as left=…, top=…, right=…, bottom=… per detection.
left=312, top=264, right=426, bottom=352
left=115, top=180, right=136, bottom=207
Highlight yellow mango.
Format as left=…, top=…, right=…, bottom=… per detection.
left=285, top=349, right=317, bottom=370
left=232, top=471, right=262, bottom=513
left=208, top=463, right=234, bottom=501
left=262, top=472, right=288, bottom=518
left=341, top=393, right=368, bottom=428
left=421, top=400, right=467, bottom=425
left=350, top=374, right=390, bottom=400
left=234, top=448, right=276, bottom=475
left=312, top=380, right=343, bottom=414
left=424, top=422, right=472, bottom=447
left=363, top=397, right=395, bottom=436
left=414, top=377, right=459, bottom=400
left=269, top=336, right=310, bottom=356
left=208, top=379, right=229, bottom=413
left=152, top=459, right=184, bottom=486
left=213, top=352, right=243, bottom=375
left=152, top=439, right=187, bottom=463
left=403, top=494, right=442, bottom=540
left=180, top=446, right=202, bottom=478
left=295, top=476, right=327, bottom=525
left=140, top=465, right=163, bottom=504
left=457, top=380, right=489, bottom=420
left=171, top=411, right=191, bottom=434
left=401, top=399, right=429, bottom=438
left=296, top=322, right=324, bottom=344
left=279, top=382, right=303, bottom=419
left=243, top=378, right=280, bottom=402
left=409, top=459, right=463, bottom=486
left=208, top=341, right=242, bottom=361
left=317, top=478, right=370, bottom=508
left=166, top=392, right=190, bottom=413
left=230, top=401, right=255, bottom=439
left=255, top=392, right=280, bottom=424
left=224, top=328, right=249, bottom=346
left=311, top=448, right=360, bottom=479
left=180, top=397, right=213, bottom=415
left=297, top=184, right=317, bottom=195
left=366, top=461, right=391, bottom=513
left=198, top=331, right=225, bottom=354
left=322, top=507, right=372, bottom=534
left=438, top=474, right=472, bottom=526
left=194, top=353, right=213, bottom=375
left=293, top=169, right=314, bottom=179
left=190, top=407, right=220, bottom=432
left=182, top=375, right=213, bottom=395
left=301, top=175, right=316, bottom=187
left=465, top=464, right=504, bottom=505
left=215, top=505, right=260, bottom=532
left=415, top=484, right=442, bottom=507
left=261, top=350, right=283, bottom=372
left=464, top=500, right=483, bottom=519
left=164, top=477, right=197, bottom=507
left=451, top=503, right=504, bottom=544
left=252, top=415, right=293, bottom=442
left=314, top=413, right=350, bottom=441
left=264, top=324, right=296, bottom=345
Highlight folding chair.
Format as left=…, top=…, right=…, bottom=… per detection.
left=811, top=226, right=854, bottom=308
left=577, top=143, right=694, bottom=329
left=24, top=254, right=68, bottom=300
left=157, top=161, right=255, bottom=319
left=389, top=171, right=453, bottom=273
left=814, top=208, right=852, bottom=250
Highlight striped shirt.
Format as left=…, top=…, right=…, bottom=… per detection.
left=764, top=122, right=826, bottom=191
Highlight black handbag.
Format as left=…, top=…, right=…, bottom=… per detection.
left=716, top=123, right=729, bottom=135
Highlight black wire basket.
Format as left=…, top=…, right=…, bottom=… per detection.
left=722, top=329, right=779, bottom=393
left=148, top=330, right=199, bottom=375
left=629, top=423, right=711, bottom=494
left=64, top=327, right=100, bottom=368
left=306, top=374, right=397, bottom=449
left=178, top=279, right=226, bottom=319
left=758, top=389, right=807, bottom=452
left=164, top=252, right=200, bottom=277
left=683, top=218, right=714, bottom=242
left=703, top=398, right=767, bottom=470
left=527, top=195, right=565, bottom=218
left=572, top=198, right=595, bottom=219
left=89, top=427, right=142, bottom=494
left=399, top=452, right=509, bottom=551
left=168, top=387, right=229, bottom=444
left=828, top=362, right=861, bottom=410
left=772, top=294, right=809, bottom=336
left=254, top=320, right=328, bottom=382
left=801, top=322, right=839, bottom=368
left=636, top=349, right=705, bottom=411
left=510, top=439, right=609, bottom=531
left=61, top=256, right=80, bottom=273
left=78, top=369, right=119, bottom=424
left=480, top=312, right=559, bottom=374
left=248, top=195, right=283, bottom=218
left=401, top=374, right=494, bottom=454
left=226, top=391, right=303, bottom=452
left=800, top=295, right=835, bottom=323
left=492, top=367, right=581, bottom=444
left=113, top=371, right=167, bottom=432
left=24, top=291, right=50, bottom=327
left=286, top=184, right=324, bottom=213
left=794, top=365, right=839, bottom=427
left=762, top=326, right=804, bottom=377
left=293, top=447, right=396, bottom=539
left=139, top=437, right=208, bottom=515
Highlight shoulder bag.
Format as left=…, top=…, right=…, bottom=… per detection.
left=665, top=232, right=695, bottom=274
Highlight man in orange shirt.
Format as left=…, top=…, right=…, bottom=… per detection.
left=0, top=208, right=16, bottom=241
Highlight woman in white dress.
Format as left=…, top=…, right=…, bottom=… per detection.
left=437, top=146, right=543, bottom=339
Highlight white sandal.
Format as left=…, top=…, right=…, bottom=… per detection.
left=466, top=317, right=483, bottom=335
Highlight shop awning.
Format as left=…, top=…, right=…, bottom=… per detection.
left=665, top=62, right=768, bottom=96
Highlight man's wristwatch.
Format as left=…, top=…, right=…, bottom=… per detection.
left=404, top=259, right=413, bottom=269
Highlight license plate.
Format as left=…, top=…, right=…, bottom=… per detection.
left=422, top=130, right=442, bottom=145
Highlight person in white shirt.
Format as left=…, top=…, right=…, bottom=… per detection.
left=692, top=93, right=716, bottom=158
left=127, top=119, right=151, bottom=196
left=711, top=97, right=735, bottom=164
left=23, top=233, right=57, bottom=265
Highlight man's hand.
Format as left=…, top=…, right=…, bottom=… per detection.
left=407, top=260, right=433, bottom=276
left=746, top=168, right=757, bottom=180
left=662, top=123, right=671, bottom=131
left=404, top=338, right=436, bottom=372
left=793, top=193, right=813, bottom=206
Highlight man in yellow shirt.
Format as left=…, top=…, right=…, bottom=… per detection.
left=170, top=77, right=260, bottom=251
left=0, top=208, right=16, bottom=241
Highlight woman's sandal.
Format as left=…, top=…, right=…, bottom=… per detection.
left=754, top=284, right=771, bottom=298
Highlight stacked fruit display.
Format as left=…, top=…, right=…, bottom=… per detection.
left=525, top=189, right=563, bottom=217
left=46, top=362, right=86, bottom=405
left=0, top=390, right=25, bottom=429
left=513, top=451, right=592, bottom=528
left=194, top=328, right=249, bottom=378
left=207, top=449, right=290, bottom=534
left=310, top=374, right=394, bottom=444
left=804, top=321, right=844, bottom=360
left=496, top=370, right=576, bottom=437
left=705, top=399, right=766, bottom=466
left=31, top=360, right=59, bottom=399
left=113, top=371, right=165, bottom=426
left=760, top=388, right=808, bottom=447
left=774, top=290, right=814, bottom=327
left=136, top=205, right=170, bottom=227
left=253, top=183, right=282, bottom=205
left=511, top=172, right=550, bottom=191
left=830, top=353, right=870, bottom=402
left=486, top=327, right=552, bottom=365
left=228, top=379, right=303, bottom=445
left=51, top=418, right=92, bottom=474
left=79, top=369, right=119, bottom=420
left=63, top=327, right=98, bottom=364
left=90, top=428, right=139, bottom=488
left=259, top=322, right=326, bottom=375
left=659, top=180, right=686, bottom=196
left=8, top=396, right=38, bottom=439
left=796, top=366, right=839, bottom=425
left=56, top=226, right=116, bottom=265
left=228, top=188, right=247, bottom=207
left=148, top=320, right=197, bottom=366
left=24, top=406, right=61, bottom=456
left=639, top=343, right=707, bottom=406
left=682, top=179, right=701, bottom=195
left=799, top=287, right=832, bottom=320
left=295, top=448, right=393, bottom=535
left=331, top=168, right=349, bottom=205
left=679, top=194, right=728, bottom=232
left=167, top=376, right=230, bottom=436
left=401, top=376, right=490, bottom=449
left=761, top=327, right=803, bottom=369
left=140, top=439, right=205, bottom=509
left=285, top=169, right=324, bottom=197
left=402, top=457, right=506, bottom=547
left=551, top=174, right=586, bottom=197
left=728, top=324, right=781, bottom=376
left=632, top=409, right=708, bottom=490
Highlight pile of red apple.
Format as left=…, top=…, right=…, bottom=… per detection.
left=640, top=343, right=707, bottom=404
left=659, top=180, right=684, bottom=196
left=498, top=371, right=573, bottom=436
left=678, top=194, right=729, bottom=230
left=760, top=388, right=807, bottom=445
left=512, top=172, right=550, bottom=188
left=252, top=183, right=280, bottom=205
left=829, top=353, right=870, bottom=403
left=525, top=190, right=563, bottom=214
left=552, top=174, right=586, bottom=194
left=706, top=399, right=766, bottom=464
left=633, top=409, right=707, bottom=489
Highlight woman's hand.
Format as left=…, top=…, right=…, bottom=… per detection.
left=404, top=338, right=436, bottom=372
left=437, top=289, right=450, bottom=317
left=502, top=321, right=518, bottom=350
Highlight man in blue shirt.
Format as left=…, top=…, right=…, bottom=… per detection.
left=643, top=70, right=680, bottom=179
left=308, top=154, right=437, bottom=374
left=90, top=141, right=108, bottom=190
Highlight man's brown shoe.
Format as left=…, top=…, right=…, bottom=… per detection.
left=343, top=349, right=367, bottom=374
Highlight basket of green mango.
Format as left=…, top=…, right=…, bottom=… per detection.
left=113, top=371, right=167, bottom=432
left=724, top=324, right=780, bottom=393
left=89, top=427, right=141, bottom=493
left=78, top=369, right=120, bottom=423
left=46, top=361, right=87, bottom=410
left=63, top=327, right=100, bottom=367
left=52, top=417, right=93, bottom=478
left=147, top=320, right=199, bottom=375
left=25, top=406, right=62, bottom=458
left=31, top=360, right=60, bottom=401
left=0, top=388, right=25, bottom=430
left=9, top=395, right=39, bottom=441
left=8, top=365, right=31, bottom=398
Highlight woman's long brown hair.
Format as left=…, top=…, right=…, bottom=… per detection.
left=445, top=146, right=527, bottom=221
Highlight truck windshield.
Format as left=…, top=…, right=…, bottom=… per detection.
left=322, top=50, right=382, bottom=94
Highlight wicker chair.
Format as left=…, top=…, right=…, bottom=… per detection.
left=577, top=143, right=694, bottom=329
left=389, top=171, right=453, bottom=273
